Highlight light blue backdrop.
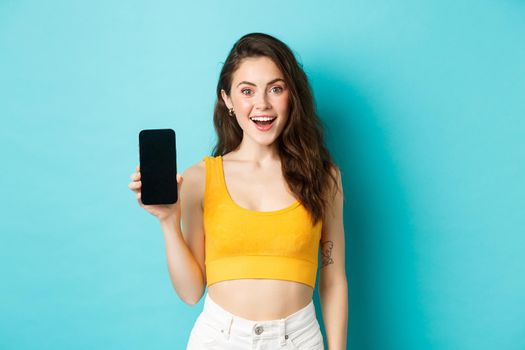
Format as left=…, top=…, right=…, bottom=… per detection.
left=1, top=1, right=524, bottom=349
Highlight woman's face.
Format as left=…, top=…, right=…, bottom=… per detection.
left=221, top=56, right=290, bottom=147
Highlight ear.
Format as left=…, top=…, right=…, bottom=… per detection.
left=221, top=89, right=233, bottom=110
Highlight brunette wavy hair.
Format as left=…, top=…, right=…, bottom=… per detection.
left=211, top=32, right=341, bottom=226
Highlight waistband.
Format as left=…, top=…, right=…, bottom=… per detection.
left=200, top=292, right=318, bottom=346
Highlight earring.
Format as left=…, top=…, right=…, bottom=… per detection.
left=228, top=108, right=235, bottom=116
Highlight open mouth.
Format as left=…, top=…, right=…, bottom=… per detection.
left=250, top=116, right=277, bottom=126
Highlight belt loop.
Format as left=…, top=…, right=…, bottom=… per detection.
left=279, top=319, right=287, bottom=346
left=224, top=315, right=233, bottom=340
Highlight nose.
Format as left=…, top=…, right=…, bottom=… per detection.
left=254, top=91, right=271, bottom=110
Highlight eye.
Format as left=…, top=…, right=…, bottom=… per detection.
left=270, top=86, right=283, bottom=93
left=241, top=88, right=252, bottom=95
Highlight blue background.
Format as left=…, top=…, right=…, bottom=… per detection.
left=1, top=1, right=524, bottom=349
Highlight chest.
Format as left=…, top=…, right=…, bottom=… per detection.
left=223, top=166, right=297, bottom=212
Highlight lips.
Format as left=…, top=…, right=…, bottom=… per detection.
left=250, top=115, right=276, bottom=131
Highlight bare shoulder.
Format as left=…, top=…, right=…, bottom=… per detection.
left=181, top=158, right=206, bottom=207
left=183, top=158, right=206, bottom=177
left=328, top=163, right=343, bottom=192
left=329, top=163, right=341, bottom=178
left=327, top=164, right=343, bottom=201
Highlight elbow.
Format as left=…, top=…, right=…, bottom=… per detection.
left=319, top=275, right=348, bottom=292
left=180, top=287, right=206, bottom=306
left=184, top=295, right=202, bottom=306
left=183, top=298, right=199, bottom=306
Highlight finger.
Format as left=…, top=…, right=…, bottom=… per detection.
left=136, top=164, right=140, bottom=171
left=128, top=181, right=141, bottom=190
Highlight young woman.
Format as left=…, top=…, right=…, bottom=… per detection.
left=128, top=33, right=348, bottom=350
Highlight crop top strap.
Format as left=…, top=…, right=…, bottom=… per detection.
left=203, top=155, right=226, bottom=203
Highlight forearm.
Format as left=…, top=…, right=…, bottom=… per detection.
left=319, top=280, right=348, bottom=350
left=160, top=216, right=205, bottom=305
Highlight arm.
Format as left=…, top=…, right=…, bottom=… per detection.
left=319, top=166, right=348, bottom=350
left=161, top=162, right=207, bottom=305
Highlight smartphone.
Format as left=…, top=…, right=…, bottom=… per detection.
left=138, top=128, right=178, bottom=205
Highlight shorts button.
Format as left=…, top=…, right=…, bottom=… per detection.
left=254, top=326, right=264, bottom=335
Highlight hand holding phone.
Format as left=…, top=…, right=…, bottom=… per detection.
left=128, top=128, right=182, bottom=222
left=128, top=164, right=183, bottom=222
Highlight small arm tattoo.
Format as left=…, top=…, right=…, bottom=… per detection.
left=320, top=240, right=334, bottom=268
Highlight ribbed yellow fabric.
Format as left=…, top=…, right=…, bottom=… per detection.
left=202, top=155, right=323, bottom=289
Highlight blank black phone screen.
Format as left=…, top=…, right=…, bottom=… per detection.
left=138, top=128, right=177, bottom=205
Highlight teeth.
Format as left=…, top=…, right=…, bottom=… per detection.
left=250, top=116, right=276, bottom=121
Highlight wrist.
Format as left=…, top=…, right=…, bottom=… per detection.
left=159, top=214, right=181, bottom=233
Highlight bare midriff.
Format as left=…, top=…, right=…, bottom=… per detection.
left=207, top=279, right=314, bottom=321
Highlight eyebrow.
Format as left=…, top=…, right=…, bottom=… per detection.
left=236, top=78, right=286, bottom=88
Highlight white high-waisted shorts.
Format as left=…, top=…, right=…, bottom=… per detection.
left=186, top=292, right=325, bottom=349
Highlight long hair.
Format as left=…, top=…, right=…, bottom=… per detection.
left=212, top=32, right=340, bottom=225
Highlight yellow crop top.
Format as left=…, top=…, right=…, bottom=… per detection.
left=202, top=155, right=323, bottom=289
